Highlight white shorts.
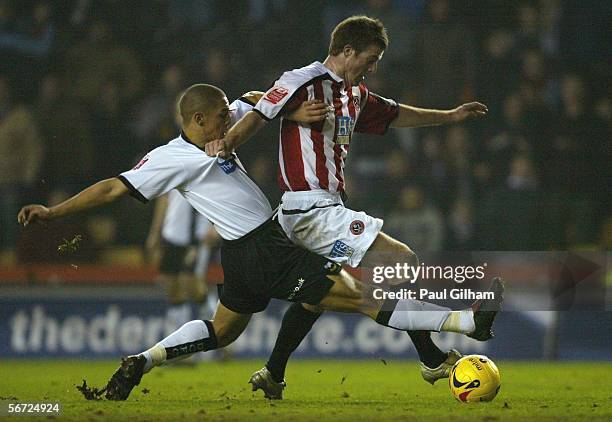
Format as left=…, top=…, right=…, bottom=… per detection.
left=277, top=190, right=383, bottom=268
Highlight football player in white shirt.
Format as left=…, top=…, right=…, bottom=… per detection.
left=146, top=190, right=218, bottom=331
left=18, top=83, right=502, bottom=401
left=146, top=92, right=267, bottom=356
left=205, top=16, right=496, bottom=397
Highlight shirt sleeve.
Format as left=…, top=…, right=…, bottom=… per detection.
left=229, top=96, right=256, bottom=126
left=354, top=91, right=399, bottom=135
left=118, top=147, right=187, bottom=203
left=253, top=71, right=308, bottom=121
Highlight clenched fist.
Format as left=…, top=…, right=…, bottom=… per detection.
left=205, top=139, right=232, bottom=159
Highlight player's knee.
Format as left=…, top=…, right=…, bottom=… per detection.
left=369, top=234, right=419, bottom=268
left=318, top=279, right=373, bottom=313
left=396, top=242, right=418, bottom=267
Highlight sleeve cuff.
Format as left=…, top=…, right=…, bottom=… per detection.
left=239, top=96, right=256, bottom=106
left=383, top=106, right=400, bottom=134
left=117, top=175, right=149, bottom=204
left=253, top=108, right=272, bottom=121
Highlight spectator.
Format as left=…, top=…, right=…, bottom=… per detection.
left=34, top=73, right=94, bottom=189
left=386, top=185, right=445, bottom=252
left=446, top=197, right=474, bottom=250
left=414, top=0, right=476, bottom=106
left=65, top=20, right=143, bottom=106
left=0, top=74, right=43, bottom=249
left=0, top=1, right=56, bottom=93
left=479, top=29, right=519, bottom=118
left=478, top=155, right=544, bottom=250
left=131, top=64, right=185, bottom=150
left=89, top=80, right=135, bottom=179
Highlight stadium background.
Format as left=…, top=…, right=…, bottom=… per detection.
left=0, top=0, right=610, bottom=364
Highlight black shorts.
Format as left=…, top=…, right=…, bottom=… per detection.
left=219, top=218, right=341, bottom=314
left=159, top=241, right=194, bottom=275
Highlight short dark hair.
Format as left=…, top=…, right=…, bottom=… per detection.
left=178, top=84, right=225, bottom=125
left=328, top=16, right=388, bottom=56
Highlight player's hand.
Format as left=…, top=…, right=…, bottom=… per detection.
left=287, top=100, right=334, bottom=123
left=205, top=139, right=233, bottom=159
left=17, top=204, right=51, bottom=226
left=450, top=102, right=488, bottom=122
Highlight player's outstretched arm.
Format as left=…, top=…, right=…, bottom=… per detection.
left=390, top=102, right=488, bottom=128
left=17, top=178, right=129, bottom=226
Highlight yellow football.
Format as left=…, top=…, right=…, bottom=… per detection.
left=449, top=354, right=501, bottom=403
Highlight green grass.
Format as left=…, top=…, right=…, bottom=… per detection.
left=1, top=359, right=611, bottom=421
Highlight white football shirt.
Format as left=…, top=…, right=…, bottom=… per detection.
left=161, top=189, right=212, bottom=246
left=119, top=97, right=273, bottom=240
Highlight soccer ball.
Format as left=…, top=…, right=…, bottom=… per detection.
left=449, top=355, right=501, bottom=403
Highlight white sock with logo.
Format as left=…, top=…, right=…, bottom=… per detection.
left=386, top=299, right=452, bottom=331
left=140, top=320, right=215, bottom=372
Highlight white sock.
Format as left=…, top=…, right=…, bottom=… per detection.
left=440, top=309, right=475, bottom=334
left=387, top=299, right=452, bottom=331
left=140, top=320, right=215, bottom=372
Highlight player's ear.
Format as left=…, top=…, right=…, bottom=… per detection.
left=194, top=112, right=205, bottom=126
left=343, top=45, right=354, bottom=58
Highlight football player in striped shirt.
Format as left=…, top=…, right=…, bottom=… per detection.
left=205, top=16, right=490, bottom=398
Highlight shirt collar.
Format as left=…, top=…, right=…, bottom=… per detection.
left=180, top=131, right=205, bottom=152
left=314, top=61, right=344, bottom=83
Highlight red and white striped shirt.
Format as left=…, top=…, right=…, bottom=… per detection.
left=254, top=61, right=398, bottom=194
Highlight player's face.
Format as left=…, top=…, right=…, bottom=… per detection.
left=205, top=96, right=231, bottom=139
left=345, top=44, right=384, bottom=86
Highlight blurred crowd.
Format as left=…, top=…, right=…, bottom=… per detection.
left=0, top=0, right=609, bottom=264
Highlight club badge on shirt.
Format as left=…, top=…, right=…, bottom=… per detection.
left=335, top=116, right=355, bottom=145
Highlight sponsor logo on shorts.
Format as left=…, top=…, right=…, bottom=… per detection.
left=350, top=220, right=365, bottom=235
left=287, top=277, right=305, bottom=300
left=324, top=261, right=341, bottom=274
left=217, top=158, right=237, bottom=174
left=264, top=87, right=289, bottom=104
left=329, top=240, right=354, bottom=259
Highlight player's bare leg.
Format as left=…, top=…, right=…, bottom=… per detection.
left=105, top=303, right=251, bottom=400
left=362, top=231, right=457, bottom=383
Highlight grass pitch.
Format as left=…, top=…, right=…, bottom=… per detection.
left=1, top=359, right=610, bottom=421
